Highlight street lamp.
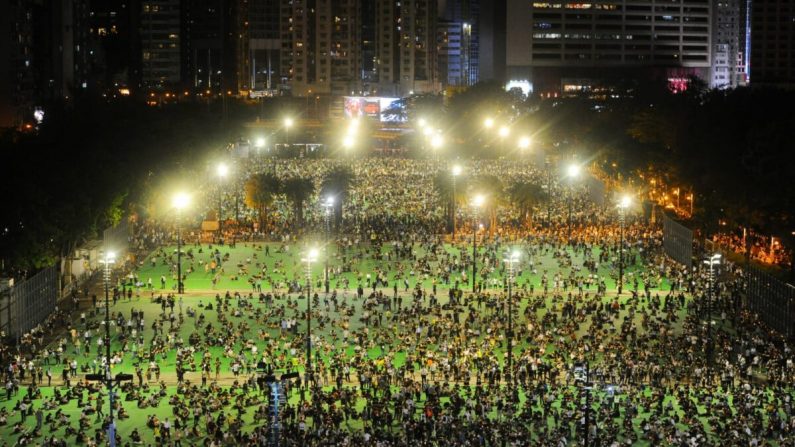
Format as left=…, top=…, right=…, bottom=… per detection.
left=99, top=250, right=116, bottom=447
left=617, top=195, right=631, bottom=295
left=498, top=126, right=510, bottom=156
left=503, top=249, right=520, bottom=388
left=566, top=164, right=581, bottom=243
left=418, top=118, right=427, bottom=129
left=484, top=118, right=494, bottom=129
left=471, top=194, right=485, bottom=293
left=216, top=163, right=228, bottom=240
left=703, top=253, right=721, bottom=374
left=342, top=135, right=355, bottom=154
left=451, top=165, right=462, bottom=241
left=518, top=136, right=531, bottom=154
left=302, top=247, right=319, bottom=385
left=173, top=192, right=189, bottom=294
left=322, top=197, right=334, bottom=293
left=284, top=117, right=294, bottom=146
left=430, top=134, right=443, bottom=159
left=254, top=137, right=266, bottom=149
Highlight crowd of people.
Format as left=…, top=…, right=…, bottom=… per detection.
left=0, top=157, right=793, bottom=447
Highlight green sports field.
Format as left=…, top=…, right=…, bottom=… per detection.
left=0, top=241, right=734, bottom=446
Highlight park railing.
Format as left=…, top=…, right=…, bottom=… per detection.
left=2, top=265, right=59, bottom=341
left=662, top=212, right=693, bottom=268
left=746, top=265, right=795, bottom=339
left=667, top=217, right=794, bottom=340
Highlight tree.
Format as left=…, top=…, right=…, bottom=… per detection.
left=282, top=177, right=315, bottom=227
left=320, top=166, right=355, bottom=227
left=508, top=182, right=547, bottom=226
left=245, top=172, right=282, bottom=232
left=432, top=170, right=467, bottom=233
left=469, top=174, right=504, bottom=236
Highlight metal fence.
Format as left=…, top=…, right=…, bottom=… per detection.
left=747, top=265, right=795, bottom=339
left=663, top=213, right=693, bottom=268
left=9, top=265, right=59, bottom=339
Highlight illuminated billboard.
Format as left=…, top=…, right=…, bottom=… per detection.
left=343, top=97, right=405, bottom=122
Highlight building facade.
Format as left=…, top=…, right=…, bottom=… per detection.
left=749, top=0, right=795, bottom=86
left=141, top=0, right=181, bottom=87
left=506, top=0, right=713, bottom=94
left=279, top=0, right=361, bottom=97
left=245, top=0, right=282, bottom=92
left=375, top=0, right=440, bottom=97
left=711, top=0, right=742, bottom=89
left=439, top=0, right=479, bottom=87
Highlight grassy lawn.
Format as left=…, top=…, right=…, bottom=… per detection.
left=2, top=241, right=766, bottom=446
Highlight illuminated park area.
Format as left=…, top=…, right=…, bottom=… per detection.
left=1, top=149, right=793, bottom=447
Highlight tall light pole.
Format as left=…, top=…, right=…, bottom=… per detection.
left=99, top=251, right=116, bottom=447
left=451, top=165, right=462, bottom=241
left=617, top=196, right=631, bottom=296
left=284, top=117, right=294, bottom=147
left=498, top=126, right=509, bottom=157
left=566, top=164, right=581, bottom=243
left=254, top=137, right=265, bottom=156
left=471, top=194, right=485, bottom=293
left=302, top=248, right=319, bottom=385
left=430, top=133, right=443, bottom=160
left=216, top=163, right=228, bottom=240
left=173, top=193, right=190, bottom=294
left=518, top=136, right=531, bottom=157
left=504, top=249, right=520, bottom=388
left=703, top=253, right=721, bottom=376
left=323, top=197, right=334, bottom=294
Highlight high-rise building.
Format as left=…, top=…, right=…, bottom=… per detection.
left=438, top=0, right=479, bottom=87
left=361, top=0, right=377, bottom=88
left=0, top=0, right=36, bottom=127
left=479, top=0, right=506, bottom=82
left=506, top=0, right=713, bottom=94
left=749, top=0, right=795, bottom=86
left=280, top=0, right=361, bottom=97
left=375, top=0, right=440, bottom=97
left=711, top=0, right=741, bottom=89
left=245, top=0, right=281, bottom=92
left=140, top=0, right=181, bottom=87
left=88, top=0, right=141, bottom=88
left=1, top=0, right=97, bottom=126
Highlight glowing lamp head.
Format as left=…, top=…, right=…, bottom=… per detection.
left=305, top=248, right=319, bottom=262
left=325, top=196, right=334, bottom=207
left=418, top=118, right=427, bottom=128
left=430, top=134, right=443, bottom=149
left=217, top=163, right=229, bottom=178
left=103, top=251, right=116, bottom=263
left=342, top=135, right=354, bottom=148
left=484, top=118, right=494, bottom=129
left=472, top=194, right=486, bottom=207
left=619, top=196, right=631, bottom=209
left=506, top=250, right=520, bottom=263
left=567, top=164, right=581, bottom=178
left=173, top=192, right=190, bottom=210
left=452, top=165, right=462, bottom=176
left=518, top=136, right=531, bottom=149
left=284, top=117, right=294, bottom=128
left=498, top=126, right=510, bottom=138
left=254, top=137, right=266, bottom=148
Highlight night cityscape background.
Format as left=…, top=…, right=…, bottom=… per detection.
left=0, top=1, right=794, bottom=446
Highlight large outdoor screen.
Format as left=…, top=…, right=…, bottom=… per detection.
left=343, top=96, right=405, bottom=122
